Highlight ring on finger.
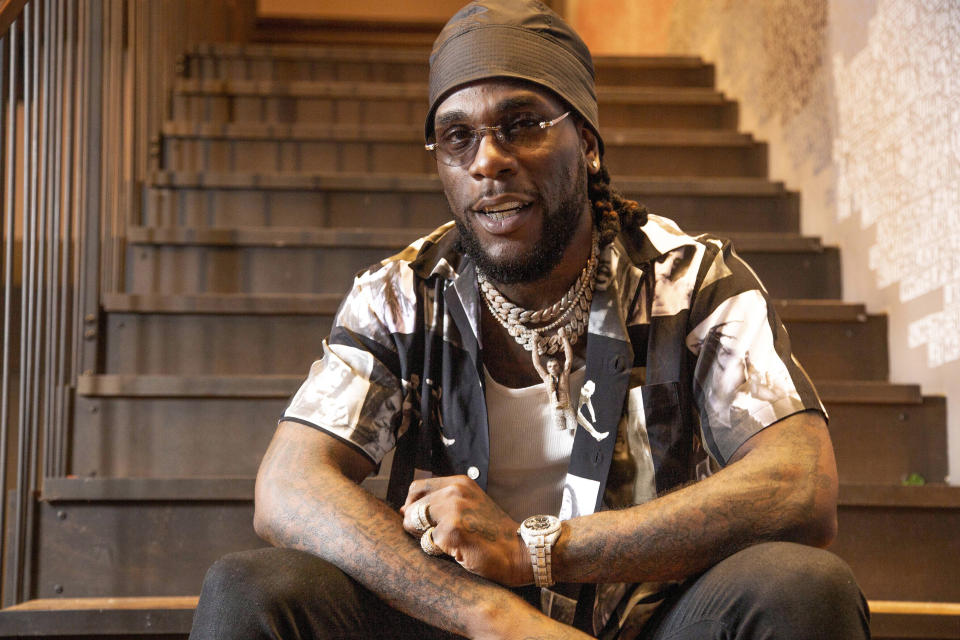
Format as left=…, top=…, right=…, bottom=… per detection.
left=420, top=526, right=444, bottom=557
left=413, top=502, right=435, bottom=535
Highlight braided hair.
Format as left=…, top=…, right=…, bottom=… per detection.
left=588, top=163, right=649, bottom=248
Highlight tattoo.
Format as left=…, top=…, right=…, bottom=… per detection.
left=461, top=508, right=500, bottom=542
left=558, top=412, right=834, bottom=584
left=257, top=426, right=523, bottom=637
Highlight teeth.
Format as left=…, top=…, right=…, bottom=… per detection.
left=481, top=201, right=525, bottom=220
left=483, top=201, right=522, bottom=213
left=487, top=209, right=517, bottom=221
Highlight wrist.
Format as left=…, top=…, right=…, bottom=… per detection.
left=514, top=534, right=535, bottom=585
left=517, top=514, right=563, bottom=587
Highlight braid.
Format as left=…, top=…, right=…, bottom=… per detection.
left=588, top=163, right=649, bottom=247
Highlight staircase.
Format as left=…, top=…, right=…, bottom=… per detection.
left=1, top=33, right=959, bottom=640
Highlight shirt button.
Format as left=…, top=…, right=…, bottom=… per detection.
left=467, top=466, right=480, bottom=480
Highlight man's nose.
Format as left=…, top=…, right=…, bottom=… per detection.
left=468, top=130, right=517, bottom=179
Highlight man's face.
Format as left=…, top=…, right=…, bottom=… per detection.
left=432, top=80, right=597, bottom=285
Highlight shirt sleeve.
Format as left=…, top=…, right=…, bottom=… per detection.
left=281, top=261, right=416, bottom=465
left=684, top=238, right=826, bottom=465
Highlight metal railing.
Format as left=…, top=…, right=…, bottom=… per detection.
left=0, top=0, right=254, bottom=607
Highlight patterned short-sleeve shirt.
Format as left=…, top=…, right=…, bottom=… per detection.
left=282, top=214, right=825, bottom=636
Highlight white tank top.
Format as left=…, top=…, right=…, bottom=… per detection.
left=483, top=366, right=586, bottom=521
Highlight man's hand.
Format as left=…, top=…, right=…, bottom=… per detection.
left=400, top=475, right=533, bottom=587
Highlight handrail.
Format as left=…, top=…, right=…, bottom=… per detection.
left=0, top=0, right=27, bottom=37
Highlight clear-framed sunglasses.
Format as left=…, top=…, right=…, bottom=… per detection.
left=426, top=111, right=571, bottom=167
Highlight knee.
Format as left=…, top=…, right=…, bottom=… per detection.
left=731, top=543, right=868, bottom=638
left=745, top=543, right=860, bottom=608
left=200, top=547, right=339, bottom=611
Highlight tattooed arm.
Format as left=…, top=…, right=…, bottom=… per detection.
left=552, top=410, right=838, bottom=584
left=253, top=420, right=590, bottom=640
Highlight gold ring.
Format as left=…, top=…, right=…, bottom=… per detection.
left=413, top=501, right=434, bottom=535
left=420, top=526, right=444, bottom=557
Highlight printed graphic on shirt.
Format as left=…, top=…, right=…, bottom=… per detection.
left=652, top=245, right=701, bottom=317
left=559, top=473, right=601, bottom=520
left=284, top=343, right=397, bottom=463
left=687, top=289, right=804, bottom=461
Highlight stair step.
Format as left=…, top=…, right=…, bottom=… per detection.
left=41, top=476, right=960, bottom=507
left=13, top=477, right=960, bottom=606
left=103, top=294, right=859, bottom=317
left=144, top=172, right=799, bottom=233
left=72, top=384, right=939, bottom=483
left=0, top=596, right=197, bottom=636
left=184, top=42, right=715, bottom=87
left=171, top=79, right=738, bottom=129
left=828, top=395, right=948, bottom=485
left=831, top=484, right=960, bottom=602
left=126, top=225, right=824, bottom=252
left=77, top=374, right=919, bottom=402
left=122, top=234, right=838, bottom=299
left=42, top=476, right=254, bottom=501
left=98, top=295, right=883, bottom=380
left=70, top=394, right=285, bottom=478
left=817, top=380, right=923, bottom=405
left=159, top=121, right=767, bottom=177
left=252, top=15, right=444, bottom=48
left=76, top=374, right=296, bottom=398
left=0, top=598, right=955, bottom=640
left=870, top=601, right=960, bottom=639
left=70, top=375, right=934, bottom=481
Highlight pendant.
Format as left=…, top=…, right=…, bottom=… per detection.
left=533, top=333, right=576, bottom=431
left=532, top=332, right=610, bottom=442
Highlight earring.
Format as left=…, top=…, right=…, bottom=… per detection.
left=591, top=158, right=600, bottom=170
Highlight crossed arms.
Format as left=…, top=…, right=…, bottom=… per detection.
left=253, top=409, right=837, bottom=639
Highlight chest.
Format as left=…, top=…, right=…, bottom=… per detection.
left=479, top=304, right=587, bottom=388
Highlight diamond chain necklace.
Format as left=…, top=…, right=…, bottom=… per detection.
left=478, top=228, right=598, bottom=355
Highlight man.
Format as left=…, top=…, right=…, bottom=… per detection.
left=190, top=1, right=870, bottom=638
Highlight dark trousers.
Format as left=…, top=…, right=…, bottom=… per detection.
left=189, top=542, right=870, bottom=639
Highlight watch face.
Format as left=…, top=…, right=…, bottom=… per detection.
left=524, top=515, right=557, bottom=532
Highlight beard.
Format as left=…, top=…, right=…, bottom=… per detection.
left=453, top=158, right=589, bottom=285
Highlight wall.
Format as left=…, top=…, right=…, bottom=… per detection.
left=570, top=0, right=960, bottom=483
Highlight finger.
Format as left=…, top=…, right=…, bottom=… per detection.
left=419, top=526, right=446, bottom=557
left=401, top=499, right=437, bottom=537
left=402, top=479, right=436, bottom=510
left=402, top=475, right=466, bottom=509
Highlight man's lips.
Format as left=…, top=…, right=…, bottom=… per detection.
left=472, top=196, right=534, bottom=222
left=480, top=201, right=528, bottom=221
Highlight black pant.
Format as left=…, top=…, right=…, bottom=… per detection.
left=189, top=542, right=870, bottom=639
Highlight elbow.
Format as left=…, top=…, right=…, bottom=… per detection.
left=253, top=471, right=283, bottom=544
left=803, top=501, right=838, bottom=548
left=794, top=471, right=839, bottom=548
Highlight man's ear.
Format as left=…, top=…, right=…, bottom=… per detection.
left=580, top=124, right=601, bottom=175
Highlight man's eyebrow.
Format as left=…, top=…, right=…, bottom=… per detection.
left=435, top=109, right=469, bottom=130
left=434, top=95, right=552, bottom=129
left=494, top=95, right=548, bottom=112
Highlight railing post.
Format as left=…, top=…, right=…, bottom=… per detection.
left=0, top=22, right=13, bottom=610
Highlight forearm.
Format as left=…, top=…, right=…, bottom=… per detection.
left=254, top=427, right=583, bottom=639
left=554, top=412, right=837, bottom=584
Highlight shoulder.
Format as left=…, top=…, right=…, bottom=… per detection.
left=355, top=221, right=463, bottom=286
left=337, top=222, right=464, bottom=335
left=612, top=214, right=736, bottom=291
left=617, top=213, right=727, bottom=267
